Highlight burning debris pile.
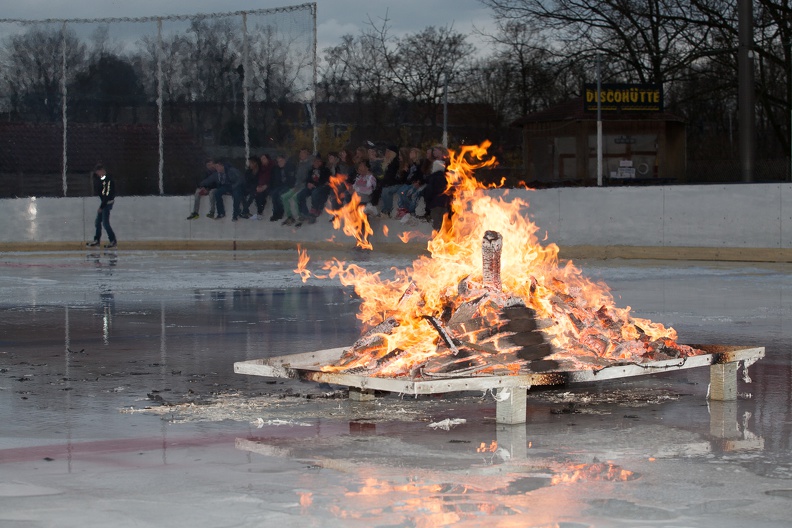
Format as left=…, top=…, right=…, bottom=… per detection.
left=297, top=142, right=701, bottom=380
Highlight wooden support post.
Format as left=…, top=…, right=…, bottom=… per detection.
left=709, top=362, right=738, bottom=401
left=496, top=424, right=527, bottom=460
left=495, top=386, right=528, bottom=424
left=348, top=387, right=376, bottom=401
left=709, top=400, right=740, bottom=440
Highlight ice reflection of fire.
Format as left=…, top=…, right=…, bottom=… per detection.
left=296, top=141, right=701, bottom=378
left=550, top=462, right=638, bottom=485
left=324, top=464, right=635, bottom=522
left=477, top=441, right=498, bottom=453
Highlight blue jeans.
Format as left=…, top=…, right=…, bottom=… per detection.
left=379, top=185, right=405, bottom=214
left=93, top=203, right=116, bottom=243
left=398, top=185, right=422, bottom=213
left=215, top=185, right=242, bottom=218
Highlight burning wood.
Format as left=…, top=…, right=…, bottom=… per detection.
left=330, top=230, right=564, bottom=379
left=300, top=142, right=702, bottom=380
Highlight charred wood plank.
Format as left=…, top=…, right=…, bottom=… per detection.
left=423, top=315, right=461, bottom=355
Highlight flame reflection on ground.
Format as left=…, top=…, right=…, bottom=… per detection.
left=292, top=462, right=638, bottom=526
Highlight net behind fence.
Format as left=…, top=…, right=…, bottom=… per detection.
left=0, top=3, right=316, bottom=198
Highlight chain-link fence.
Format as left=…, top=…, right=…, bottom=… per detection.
left=0, top=3, right=317, bottom=198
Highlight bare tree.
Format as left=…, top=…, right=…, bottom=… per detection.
left=475, top=19, right=560, bottom=119
left=457, top=56, right=516, bottom=125
left=70, top=54, right=144, bottom=123
left=687, top=0, right=792, bottom=160
left=480, top=0, right=712, bottom=85
left=364, top=15, right=474, bottom=141
left=319, top=28, right=397, bottom=130
left=137, top=31, right=193, bottom=123
left=246, top=21, right=314, bottom=144
left=0, top=26, right=86, bottom=121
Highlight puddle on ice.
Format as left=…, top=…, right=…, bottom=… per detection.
left=0, top=252, right=790, bottom=527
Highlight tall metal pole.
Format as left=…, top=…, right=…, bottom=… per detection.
left=61, top=22, right=68, bottom=197
left=311, top=3, right=318, bottom=156
left=738, top=0, right=755, bottom=183
left=242, top=12, right=250, bottom=162
left=789, top=41, right=792, bottom=181
left=597, top=54, right=603, bottom=186
left=442, top=72, right=448, bottom=148
left=156, top=18, right=164, bottom=195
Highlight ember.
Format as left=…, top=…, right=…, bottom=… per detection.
left=297, top=142, right=701, bottom=379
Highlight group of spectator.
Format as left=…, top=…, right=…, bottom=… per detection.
left=188, top=142, right=452, bottom=230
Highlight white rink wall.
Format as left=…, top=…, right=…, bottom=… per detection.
left=1, top=184, right=790, bottom=250
left=507, top=184, right=792, bottom=249
left=0, top=195, right=433, bottom=247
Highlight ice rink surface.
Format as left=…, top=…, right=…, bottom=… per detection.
left=1, top=249, right=790, bottom=527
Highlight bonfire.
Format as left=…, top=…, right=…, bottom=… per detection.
left=295, top=141, right=700, bottom=379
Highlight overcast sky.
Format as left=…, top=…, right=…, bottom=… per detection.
left=0, top=0, right=498, bottom=55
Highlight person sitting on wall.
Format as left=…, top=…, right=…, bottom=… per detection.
left=294, top=154, right=329, bottom=227
left=212, top=159, right=244, bottom=221
left=352, top=159, right=377, bottom=210
left=268, top=154, right=295, bottom=222
left=306, top=151, right=341, bottom=224
left=281, top=148, right=313, bottom=226
left=187, top=158, right=219, bottom=219
left=242, top=154, right=271, bottom=220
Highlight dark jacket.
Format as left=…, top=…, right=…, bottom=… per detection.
left=381, top=156, right=401, bottom=187
left=422, top=167, right=450, bottom=210
left=404, top=162, right=424, bottom=186
left=222, top=165, right=244, bottom=190
left=198, top=171, right=220, bottom=189
left=99, top=174, right=116, bottom=208
left=270, top=162, right=295, bottom=189
left=306, top=164, right=330, bottom=189
left=197, top=167, right=216, bottom=188
left=244, top=167, right=259, bottom=191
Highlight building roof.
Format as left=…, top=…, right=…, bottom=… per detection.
left=510, top=97, right=685, bottom=127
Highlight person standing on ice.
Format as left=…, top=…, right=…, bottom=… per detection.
left=86, top=164, right=117, bottom=249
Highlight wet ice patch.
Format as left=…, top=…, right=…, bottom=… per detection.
left=0, top=481, right=64, bottom=497
left=533, top=388, right=681, bottom=415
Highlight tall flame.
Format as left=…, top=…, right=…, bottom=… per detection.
left=326, top=174, right=374, bottom=250
left=301, top=141, right=696, bottom=376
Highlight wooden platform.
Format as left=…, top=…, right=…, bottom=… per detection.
left=234, top=344, right=764, bottom=424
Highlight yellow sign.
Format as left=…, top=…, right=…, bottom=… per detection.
left=584, top=84, right=663, bottom=112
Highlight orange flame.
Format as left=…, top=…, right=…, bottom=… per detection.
left=294, top=244, right=311, bottom=283
left=299, top=141, right=696, bottom=376
left=324, top=174, right=374, bottom=250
